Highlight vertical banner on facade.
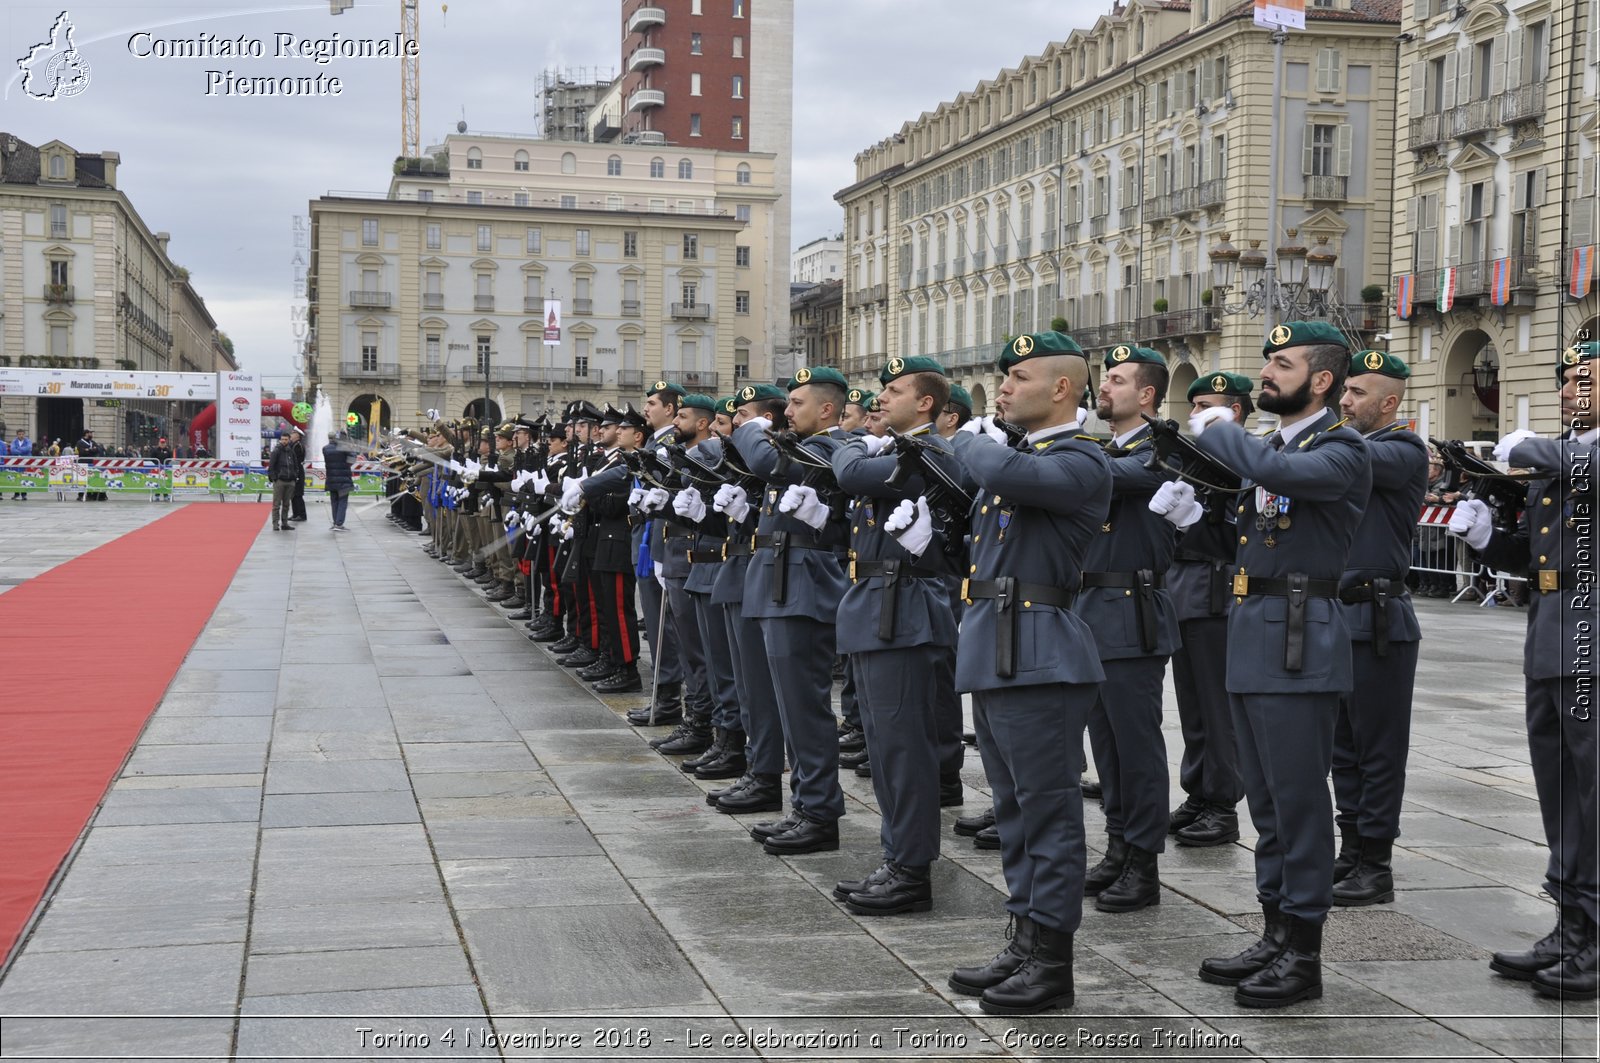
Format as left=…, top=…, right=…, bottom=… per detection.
left=217, top=371, right=261, bottom=464
left=1253, top=0, right=1305, bottom=30
left=1571, top=245, right=1595, bottom=299
left=1395, top=273, right=1415, bottom=320
left=1489, top=257, right=1511, bottom=306
left=542, top=300, right=562, bottom=346
left=1437, top=266, right=1457, bottom=312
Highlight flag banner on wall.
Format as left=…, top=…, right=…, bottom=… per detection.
left=1437, top=266, right=1457, bottom=312
left=1571, top=245, right=1595, bottom=300
left=1253, top=0, right=1306, bottom=29
left=1489, top=257, right=1511, bottom=307
left=1395, top=273, right=1415, bottom=320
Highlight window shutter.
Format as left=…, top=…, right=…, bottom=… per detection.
left=1335, top=124, right=1354, bottom=176
left=1490, top=35, right=1507, bottom=97
left=1414, top=0, right=1430, bottom=20
left=1302, top=122, right=1317, bottom=175
left=1532, top=166, right=1545, bottom=207
left=1512, top=172, right=1528, bottom=212
left=1454, top=46, right=1471, bottom=107
left=1315, top=49, right=1332, bottom=93
left=1200, top=58, right=1216, bottom=102
left=1442, top=49, right=1459, bottom=108
left=1409, top=62, right=1425, bottom=118
left=1406, top=195, right=1418, bottom=234
left=1445, top=223, right=1460, bottom=267
left=1505, top=28, right=1522, bottom=90
left=1574, top=156, right=1597, bottom=248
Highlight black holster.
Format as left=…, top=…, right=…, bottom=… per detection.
left=1134, top=568, right=1159, bottom=654
left=1284, top=573, right=1308, bottom=672
left=877, top=558, right=901, bottom=641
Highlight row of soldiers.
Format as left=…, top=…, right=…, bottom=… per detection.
left=379, top=328, right=1597, bottom=1017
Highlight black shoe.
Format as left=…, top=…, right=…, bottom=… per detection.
left=707, top=772, right=757, bottom=806
left=950, top=915, right=1035, bottom=995
left=1168, top=795, right=1205, bottom=834
left=655, top=721, right=714, bottom=756
left=1532, top=939, right=1599, bottom=1000
left=1200, top=902, right=1289, bottom=986
left=833, top=861, right=892, bottom=902
left=507, top=606, right=534, bottom=621
left=846, top=862, right=932, bottom=915
left=939, top=774, right=964, bottom=807
left=853, top=759, right=872, bottom=778
left=838, top=747, right=870, bottom=769
left=749, top=812, right=802, bottom=840
left=973, top=824, right=1001, bottom=850
left=979, top=924, right=1074, bottom=1015
left=530, top=625, right=566, bottom=643
left=558, top=648, right=599, bottom=668
left=1332, top=824, right=1362, bottom=884
left=694, top=731, right=748, bottom=780
left=954, top=807, right=995, bottom=837
left=1095, top=844, right=1160, bottom=913
left=593, top=669, right=643, bottom=694
left=1176, top=804, right=1241, bottom=848
left=281, top=522, right=296, bottom=530
left=549, top=635, right=581, bottom=654
left=1081, top=776, right=1103, bottom=800
left=1234, top=915, right=1323, bottom=1008
left=717, top=774, right=783, bottom=814
left=467, top=564, right=489, bottom=579
left=578, top=658, right=617, bottom=681
left=1490, top=906, right=1591, bottom=981
left=626, top=703, right=684, bottom=727
left=1083, top=835, right=1129, bottom=897
left=837, top=724, right=866, bottom=753
left=762, top=816, right=839, bottom=855
left=681, top=728, right=727, bottom=773
left=1332, top=836, right=1394, bottom=906
left=486, top=583, right=515, bottom=602
left=961, top=730, right=978, bottom=746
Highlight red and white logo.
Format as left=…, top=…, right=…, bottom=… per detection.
left=232, top=396, right=249, bottom=411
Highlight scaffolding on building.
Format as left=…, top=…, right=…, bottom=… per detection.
left=535, top=67, right=618, bottom=142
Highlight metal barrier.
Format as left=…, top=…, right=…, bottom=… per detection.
left=0, top=457, right=391, bottom=501
left=1411, top=503, right=1528, bottom=607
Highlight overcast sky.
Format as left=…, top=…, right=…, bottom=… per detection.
left=2, top=0, right=1101, bottom=387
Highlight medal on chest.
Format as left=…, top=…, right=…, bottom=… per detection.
left=1254, top=488, right=1291, bottom=547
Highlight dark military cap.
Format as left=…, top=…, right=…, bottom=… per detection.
left=1557, top=341, right=1600, bottom=382
left=1349, top=349, right=1410, bottom=381
left=511, top=416, right=538, bottom=433
left=570, top=400, right=603, bottom=423
left=682, top=393, right=718, bottom=414
left=735, top=383, right=787, bottom=406
left=846, top=387, right=876, bottom=409
left=878, top=355, right=946, bottom=386
left=1262, top=320, right=1348, bottom=357
left=645, top=379, right=687, bottom=400
left=619, top=405, right=648, bottom=430
left=1104, top=344, right=1166, bottom=369
left=716, top=396, right=737, bottom=417
left=1187, top=371, right=1254, bottom=403
left=786, top=366, right=849, bottom=392
left=947, top=384, right=973, bottom=413
left=599, top=403, right=624, bottom=425
left=997, top=331, right=1086, bottom=372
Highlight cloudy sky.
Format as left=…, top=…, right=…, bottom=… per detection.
left=2, top=0, right=1100, bottom=388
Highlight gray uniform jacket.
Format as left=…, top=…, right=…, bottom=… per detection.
left=1337, top=424, right=1428, bottom=645
left=1481, top=434, right=1599, bottom=680
left=1190, top=407, right=1370, bottom=694
left=682, top=437, right=729, bottom=595
left=952, top=426, right=1111, bottom=693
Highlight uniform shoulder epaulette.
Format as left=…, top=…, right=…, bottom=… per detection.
left=1073, top=433, right=1101, bottom=443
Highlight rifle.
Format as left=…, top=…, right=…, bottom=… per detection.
left=661, top=443, right=729, bottom=505
left=883, top=429, right=975, bottom=551
left=765, top=429, right=848, bottom=521
left=990, top=416, right=1030, bottom=448
left=1140, top=414, right=1248, bottom=498
left=1430, top=437, right=1533, bottom=534
left=706, top=435, right=766, bottom=496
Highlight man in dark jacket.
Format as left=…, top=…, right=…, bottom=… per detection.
left=289, top=430, right=309, bottom=521
left=323, top=434, right=356, bottom=529
left=267, top=430, right=301, bottom=531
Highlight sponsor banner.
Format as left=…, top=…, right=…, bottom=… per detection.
left=0, top=368, right=216, bottom=400
left=216, top=372, right=261, bottom=464
left=542, top=299, right=562, bottom=345
left=0, top=457, right=51, bottom=492
left=1254, top=0, right=1305, bottom=29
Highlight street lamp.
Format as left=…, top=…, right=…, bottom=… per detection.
left=1209, top=228, right=1338, bottom=321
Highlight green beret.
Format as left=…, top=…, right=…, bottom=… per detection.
left=1187, top=371, right=1254, bottom=402
left=716, top=396, right=737, bottom=416
left=786, top=366, right=849, bottom=392
left=645, top=379, right=688, bottom=400
left=1104, top=344, right=1166, bottom=370
left=681, top=393, right=717, bottom=414
left=947, top=384, right=973, bottom=413
left=846, top=387, right=876, bottom=408
left=1349, top=349, right=1410, bottom=381
left=878, top=355, right=946, bottom=386
left=1262, top=320, right=1348, bottom=357
left=997, top=331, right=1086, bottom=372
left=1557, top=341, right=1600, bottom=382
left=734, top=383, right=786, bottom=406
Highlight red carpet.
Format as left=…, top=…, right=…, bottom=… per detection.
left=0, top=504, right=268, bottom=963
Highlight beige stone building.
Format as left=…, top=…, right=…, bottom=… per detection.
left=836, top=0, right=1401, bottom=415
left=1389, top=0, right=1599, bottom=440
left=306, top=133, right=781, bottom=427
left=790, top=279, right=843, bottom=369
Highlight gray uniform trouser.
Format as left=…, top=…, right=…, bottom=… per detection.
left=664, top=573, right=711, bottom=716
left=856, top=646, right=943, bottom=867
left=1233, top=691, right=1338, bottom=923
left=692, top=590, right=740, bottom=732
left=725, top=600, right=787, bottom=777
left=934, top=644, right=964, bottom=780
left=1174, top=617, right=1243, bottom=807
left=638, top=564, right=681, bottom=687
left=974, top=682, right=1096, bottom=934
left=271, top=480, right=293, bottom=527
left=1333, top=639, right=1419, bottom=840
left=759, top=615, right=844, bottom=823
left=1087, top=655, right=1172, bottom=853
left=1525, top=676, right=1599, bottom=926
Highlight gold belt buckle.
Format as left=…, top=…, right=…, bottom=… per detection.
left=720, top=542, right=728, bottom=561
left=1233, top=568, right=1250, bottom=596
left=960, top=577, right=971, bottom=604
left=849, top=559, right=857, bottom=581
left=1539, top=569, right=1558, bottom=593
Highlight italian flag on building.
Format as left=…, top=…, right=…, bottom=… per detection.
left=1437, top=266, right=1456, bottom=312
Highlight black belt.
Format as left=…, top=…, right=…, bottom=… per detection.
left=1081, top=569, right=1165, bottom=653
left=851, top=558, right=946, bottom=640
left=1232, top=572, right=1339, bottom=672
left=722, top=538, right=754, bottom=559
left=662, top=520, right=693, bottom=538
left=1534, top=570, right=1586, bottom=593
left=754, top=531, right=830, bottom=604
left=1174, top=551, right=1231, bottom=616
left=961, top=577, right=1077, bottom=679
left=1339, top=577, right=1406, bottom=657
left=688, top=548, right=724, bottom=564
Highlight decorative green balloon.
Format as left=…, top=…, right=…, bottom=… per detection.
left=291, top=402, right=312, bottom=424
left=346, top=412, right=362, bottom=428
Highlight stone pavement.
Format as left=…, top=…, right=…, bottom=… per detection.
left=0, top=498, right=1594, bottom=1062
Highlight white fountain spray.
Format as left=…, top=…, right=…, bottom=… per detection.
left=307, top=393, right=334, bottom=472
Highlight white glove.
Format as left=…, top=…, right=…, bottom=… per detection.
left=886, top=496, right=933, bottom=557
left=532, top=471, right=550, bottom=494
left=673, top=488, right=707, bottom=523
left=655, top=447, right=671, bottom=461
left=426, top=409, right=441, bottom=422
left=640, top=487, right=671, bottom=514
left=713, top=483, right=750, bottom=523
left=779, top=483, right=830, bottom=530
left=1189, top=407, right=1235, bottom=435
left=447, top=459, right=464, bottom=474
left=504, top=509, right=519, bottom=529
left=628, top=486, right=645, bottom=509
left=510, top=470, right=530, bottom=492
left=976, top=416, right=1009, bottom=444
left=958, top=418, right=983, bottom=436
left=461, top=458, right=480, bottom=485
left=858, top=433, right=893, bottom=457
left=560, top=521, right=574, bottom=541
left=1149, top=480, right=1203, bottom=529
left=1493, top=429, right=1537, bottom=465
left=522, top=512, right=538, bottom=533
left=1447, top=498, right=1493, bottom=550
left=654, top=561, right=665, bottom=588
left=559, top=476, right=584, bottom=514
left=743, top=415, right=773, bottom=435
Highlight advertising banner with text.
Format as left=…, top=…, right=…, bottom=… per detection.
left=0, top=368, right=218, bottom=400
left=216, top=372, right=261, bottom=464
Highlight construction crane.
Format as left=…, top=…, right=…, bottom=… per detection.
left=329, top=0, right=423, bottom=161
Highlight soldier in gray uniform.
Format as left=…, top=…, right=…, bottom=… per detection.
left=831, top=356, right=961, bottom=915
left=1167, top=372, right=1253, bottom=848
left=937, top=384, right=974, bottom=439
left=1079, top=344, right=1181, bottom=913
left=1453, top=340, right=1598, bottom=1001
left=835, top=387, right=877, bottom=772
left=731, top=367, right=852, bottom=854
left=943, top=331, right=1110, bottom=1016
left=1160, top=320, right=1370, bottom=1008
left=1331, top=350, right=1429, bottom=906
left=630, top=382, right=688, bottom=725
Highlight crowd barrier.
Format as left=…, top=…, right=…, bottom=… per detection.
left=0, top=457, right=390, bottom=501
left=1411, top=502, right=1529, bottom=606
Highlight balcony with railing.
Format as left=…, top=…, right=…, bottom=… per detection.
left=1451, top=96, right=1499, bottom=138
left=671, top=302, right=710, bottom=319
left=616, top=369, right=645, bottom=389
left=936, top=344, right=991, bottom=369
left=1147, top=193, right=1175, bottom=221
left=1408, top=112, right=1448, bottom=151
left=1040, top=232, right=1057, bottom=251
left=627, top=6, right=665, bottom=33
left=1197, top=178, right=1227, bottom=209
left=994, top=243, right=1008, bottom=262
left=934, top=263, right=947, bottom=281
left=621, top=299, right=641, bottom=316
left=628, top=47, right=665, bottom=72
left=1120, top=206, right=1140, bottom=229
left=952, top=256, right=966, bottom=274
left=1501, top=81, right=1546, bottom=125
left=916, top=267, right=928, bottom=287
left=43, top=283, right=74, bottom=304
left=1089, top=215, right=1107, bottom=238
left=571, top=298, right=593, bottom=315
left=1304, top=174, right=1349, bottom=202
left=1136, top=307, right=1218, bottom=341
left=422, top=292, right=444, bottom=310
left=349, top=290, right=392, bottom=309
left=1016, top=237, right=1031, bottom=258
left=628, top=88, right=666, bottom=112
left=680, top=371, right=719, bottom=390
left=462, top=365, right=528, bottom=385
left=1063, top=222, right=1081, bottom=244
left=972, top=250, right=987, bottom=269
left=418, top=365, right=446, bottom=385
left=340, top=361, right=401, bottom=382
left=474, top=294, right=495, bottom=311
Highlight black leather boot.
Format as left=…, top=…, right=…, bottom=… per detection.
left=652, top=715, right=713, bottom=755
left=837, top=723, right=866, bottom=753
left=762, top=816, right=839, bottom=855
left=954, top=807, right=995, bottom=837
left=1081, top=777, right=1103, bottom=800
left=1168, top=795, right=1205, bottom=833
left=949, top=915, right=1035, bottom=996
left=833, top=861, right=892, bottom=901
left=593, top=667, right=642, bottom=694
left=1332, top=836, right=1394, bottom=906
left=694, top=729, right=747, bottom=780
left=1532, top=933, right=1599, bottom=1000
left=1234, top=915, right=1322, bottom=1008
left=627, top=682, right=682, bottom=726
left=749, top=811, right=803, bottom=840
left=1200, top=902, right=1288, bottom=986
left=979, top=923, right=1074, bottom=1015
left=486, top=582, right=515, bottom=603
left=549, top=634, right=581, bottom=654
left=838, top=747, right=870, bottom=769
left=557, top=647, right=598, bottom=668
left=853, top=759, right=872, bottom=778
left=530, top=623, right=565, bottom=643
left=846, top=862, right=932, bottom=915
left=939, top=773, right=964, bottom=807
left=717, top=774, right=782, bottom=814
left=1175, top=803, right=1240, bottom=847
left=973, top=824, right=1001, bottom=850
left=1491, top=905, right=1591, bottom=981
left=507, top=604, right=534, bottom=621
left=706, top=772, right=755, bottom=806
left=1332, top=824, right=1362, bottom=884
left=577, top=657, right=617, bottom=681
left=680, top=729, right=726, bottom=773
left=1095, top=843, right=1160, bottom=913
left=1083, top=835, right=1128, bottom=897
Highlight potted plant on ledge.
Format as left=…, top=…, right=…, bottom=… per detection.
left=1360, top=285, right=1385, bottom=330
